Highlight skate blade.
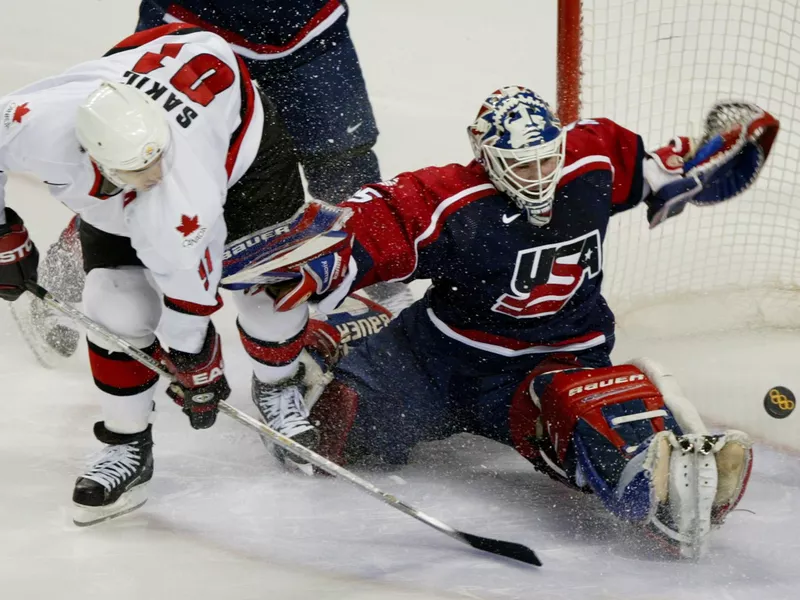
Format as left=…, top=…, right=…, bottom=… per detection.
left=72, top=484, right=149, bottom=527
left=280, top=453, right=315, bottom=476
left=267, top=440, right=315, bottom=476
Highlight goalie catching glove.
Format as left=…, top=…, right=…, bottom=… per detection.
left=162, top=322, right=230, bottom=429
left=644, top=101, right=779, bottom=227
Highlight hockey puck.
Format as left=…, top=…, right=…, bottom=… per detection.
left=763, top=386, right=796, bottom=419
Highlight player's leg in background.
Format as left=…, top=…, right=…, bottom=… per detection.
left=312, top=300, right=463, bottom=467
left=248, top=27, right=380, bottom=205
left=248, top=22, right=414, bottom=313
left=134, top=0, right=166, bottom=31
left=71, top=222, right=163, bottom=526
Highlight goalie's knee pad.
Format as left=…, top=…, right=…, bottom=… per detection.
left=310, top=379, right=360, bottom=466
left=531, top=362, right=682, bottom=517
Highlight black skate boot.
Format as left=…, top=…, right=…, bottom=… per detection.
left=72, top=422, right=154, bottom=526
left=252, top=364, right=319, bottom=475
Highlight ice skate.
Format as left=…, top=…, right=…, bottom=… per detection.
left=72, top=422, right=154, bottom=526
left=626, top=430, right=753, bottom=559
left=252, top=364, right=319, bottom=475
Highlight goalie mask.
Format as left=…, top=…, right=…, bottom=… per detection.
left=469, top=86, right=566, bottom=226
left=76, top=81, right=170, bottom=191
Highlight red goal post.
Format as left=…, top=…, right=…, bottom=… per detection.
left=556, top=0, right=800, bottom=333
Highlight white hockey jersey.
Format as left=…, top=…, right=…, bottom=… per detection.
left=0, top=25, right=264, bottom=351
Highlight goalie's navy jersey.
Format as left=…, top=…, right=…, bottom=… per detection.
left=341, top=118, right=647, bottom=358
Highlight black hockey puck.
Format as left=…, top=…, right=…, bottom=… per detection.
left=763, top=386, right=796, bottom=419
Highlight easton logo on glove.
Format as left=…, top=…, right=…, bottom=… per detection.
left=190, top=364, right=225, bottom=386
left=0, top=237, right=33, bottom=264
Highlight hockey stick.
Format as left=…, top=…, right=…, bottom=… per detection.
left=24, top=281, right=541, bottom=567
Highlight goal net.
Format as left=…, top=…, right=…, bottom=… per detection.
left=557, top=0, right=800, bottom=334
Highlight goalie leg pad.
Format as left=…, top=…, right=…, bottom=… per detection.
left=531, top=363, right=682, bottom=520
left=526, top=358, right=754, bottom=557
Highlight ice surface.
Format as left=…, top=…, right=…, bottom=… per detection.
left=2, top=1, right=800, bottom=599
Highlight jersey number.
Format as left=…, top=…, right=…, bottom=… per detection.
left=131, top=43, right=234, bottom=106
left=493, top=230, right=602, bottom=318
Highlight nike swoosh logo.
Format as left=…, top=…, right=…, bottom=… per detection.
left=346, top=122, right=363, bottom=134
left=502, top=213, right=521, bottom=224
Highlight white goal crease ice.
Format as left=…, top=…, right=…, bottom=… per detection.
left=558, top=0, right=800, bottom=337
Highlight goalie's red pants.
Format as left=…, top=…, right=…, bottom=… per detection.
left=312, top=298, right=613, bottom=465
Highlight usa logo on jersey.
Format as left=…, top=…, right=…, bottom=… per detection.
left=493, top=230, right=602, bottom=318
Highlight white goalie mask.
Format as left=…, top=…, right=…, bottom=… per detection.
left=469, top=86, right=566, bottom=226
left=76, top=81, right=170, bottom=191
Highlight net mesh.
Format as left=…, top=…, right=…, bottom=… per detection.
left=578, top=0, right=800, bottom=328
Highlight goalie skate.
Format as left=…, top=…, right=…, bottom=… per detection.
left=635, top=430, right=752, bottom=559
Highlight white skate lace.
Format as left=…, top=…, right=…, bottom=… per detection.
left=82, top=444, right=141, bottom=490
left=255, top=384, right=313, bottom=438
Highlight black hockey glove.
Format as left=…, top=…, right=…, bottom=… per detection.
left=162, top=322, right=230, bottom=429
left=0, top=208, right=39, bottom=301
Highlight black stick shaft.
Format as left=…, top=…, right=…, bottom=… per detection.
left=26, top=281, right=540, bottom=566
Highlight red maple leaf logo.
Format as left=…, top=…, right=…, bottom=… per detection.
left=176, top=214, right=200, bottom=237
left=13, top=103, right=30, bottom=123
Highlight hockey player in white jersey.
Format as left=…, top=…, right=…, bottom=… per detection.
left=0, top=24, right=322, bottom=525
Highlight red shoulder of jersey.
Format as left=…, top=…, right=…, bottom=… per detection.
left=341, top=161, right=497, bottom=285
left=559, top=118, right=646, bottom=207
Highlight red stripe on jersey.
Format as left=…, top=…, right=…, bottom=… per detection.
left=88, top=340, right=160, bottom=395
left=108, top=23, right=201, bottom=54
left=226, top=54, right=256, bottom=180
left=417, top=185, right=498, bottom=251
left=166, top=1, right=342, bottom=55
left=443, top=324, right=606, bottom=352
left=560, top=119, right=645, bottom=207
left=238, top=321, right=305, bottom=367
left=164, top=294, right=223, bottom=316
left=557, top=156, right=613, bottom=191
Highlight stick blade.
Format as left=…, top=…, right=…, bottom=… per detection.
left=459, top=532, right=542, bottom=566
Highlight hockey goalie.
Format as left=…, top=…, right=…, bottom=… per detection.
left=231, top=86, right=774, bottom=558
